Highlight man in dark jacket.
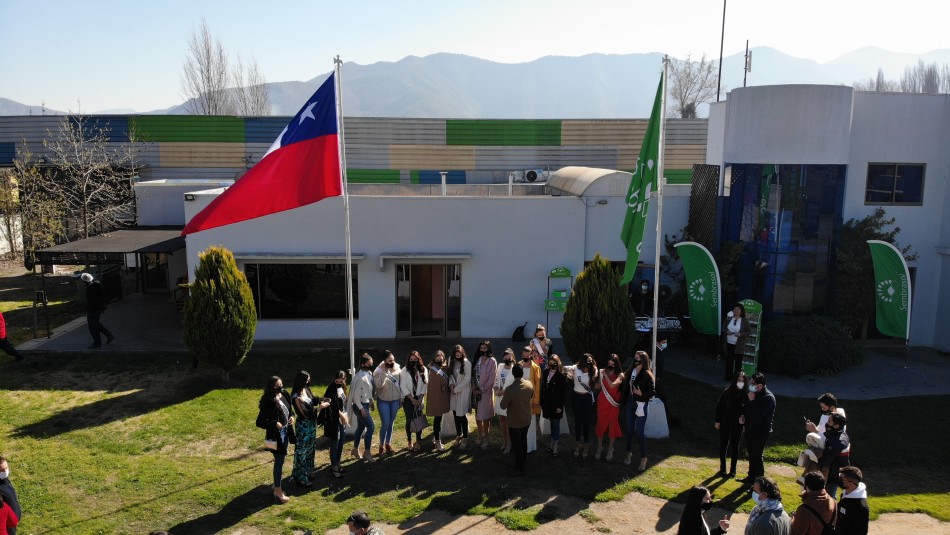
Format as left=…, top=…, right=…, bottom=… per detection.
left=0, top=455, right=21, bottom=535
left=836, top=466, right=869, bottom=535
left=790, top=471, right=836, bottom=535
left=81, top=272, right=114, bottom=349
left=818, top=413, right=850, bottom=495
left=738, top=372, right=776, bottom=484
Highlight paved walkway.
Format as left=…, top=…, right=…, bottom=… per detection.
left=18, top=292, right=950, bottom=400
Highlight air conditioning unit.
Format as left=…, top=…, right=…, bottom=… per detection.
left=510, top=168, right=549, bottom=183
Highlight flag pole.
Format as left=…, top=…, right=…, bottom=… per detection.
left=334, top=56, right=356, bottom=375
left=650, top=56, right=669, bottom=377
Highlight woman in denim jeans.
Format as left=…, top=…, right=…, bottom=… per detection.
left=323, top=370, right=349, bottom=478
left=624, top=350, right=655, bottom=471
left=349, top=354, right=377, bottom=462
left=373, top=350, right=403, bottom=457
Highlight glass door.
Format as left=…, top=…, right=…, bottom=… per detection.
left=395, top=264, right=462, bottom=337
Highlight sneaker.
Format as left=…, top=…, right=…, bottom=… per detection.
left=625, top=452, right=633, bottom=466
left=350, top=446, right=361, bottom=459
left=605, top=448, right=614, bottom=462
left=582, top=445, right=589, bottom=459
left=364, top=451, right=376, bottom=463
left=573, top=445, right=581, bottom=458
left=435, top=441, right=445, bottom=451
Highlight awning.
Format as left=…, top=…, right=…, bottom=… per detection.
left=378, top=252, right=471, bottom=270
left=36, top=227, right=185, bottom=265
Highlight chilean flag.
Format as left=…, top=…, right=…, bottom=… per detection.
left=182, top=73, right=342, bottom=235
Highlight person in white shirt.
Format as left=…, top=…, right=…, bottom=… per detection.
left=399, top=350, right=429, bottom=451
left=448, top=344, right=473, bottom=449
left=349, top=354, right=377, bottom=462
left=374, top=350, right=403, bottom=457
left=564, top=353, right=598, bottom=458
left=494, top=348, right=517, bottom=453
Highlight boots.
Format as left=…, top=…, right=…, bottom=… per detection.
left=625, top=452, right=633, bottom=466
left=594, top=444, right=603, bottom=461
left=606, top=447, right=614, bottom=462
left=551, top=440, right=559, bottom=458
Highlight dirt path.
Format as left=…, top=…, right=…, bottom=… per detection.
left=316, top=490, right=950, bottom=535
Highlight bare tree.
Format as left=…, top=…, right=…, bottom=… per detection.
left=42, top=115, right=138, bottom=240
left=232, top=55, right=271, bottom=116
left=0, top=169, right=21, bottom=257
left=9, top=144, right=66, bottom=265
left=900, top=60, right=942, bottom=93
left=854, top=68, right=900, bottom=91
left=181, top=18, right=234, bottom=115
left=668, top=54, right=719, bottom=119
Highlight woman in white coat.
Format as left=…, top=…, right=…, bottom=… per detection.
left=493, top=348, right=517, bottom=453
left=448, top=344, right=473, bottom=449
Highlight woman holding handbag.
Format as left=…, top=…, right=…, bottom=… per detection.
left=257, top=375, right=296, bottom=504
left=400, top=351, right=429, bottom=451
left=323, top=370, right=349, bottom=479
left=426, top=350, right=451, bottom=451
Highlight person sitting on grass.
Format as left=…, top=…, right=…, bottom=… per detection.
left=346, top=510, right=385, bottom=535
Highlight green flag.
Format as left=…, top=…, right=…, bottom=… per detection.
left=620, top=75, right=664, bottom=286
left=867, top=240, right=912, bottom=339
left=674, top=241, right=721, bottom=335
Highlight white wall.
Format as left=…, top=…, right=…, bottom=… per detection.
left=185, top=194, right=596, bottom=340
left=136, top=180, right=233, bottom=226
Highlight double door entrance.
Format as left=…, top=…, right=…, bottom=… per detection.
left=396, top=264, right=461, bottom=337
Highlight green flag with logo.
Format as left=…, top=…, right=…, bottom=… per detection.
left=620, top=75, right=664, bottom=286
left=673, top=241, right=721, bottom=335
left=867, top=240, right=912, bottom=339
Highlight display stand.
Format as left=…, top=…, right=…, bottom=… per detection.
left=544, top=267, right=574, bottom=329
left=738, top=299, right=763, bottom=375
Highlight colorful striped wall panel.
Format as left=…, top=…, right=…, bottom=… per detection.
left=158, top=142, right=247, bottom=167
left=389, top=145, right=476, bottom=169
left=446, top=120, right=561, bottom=146
left=131, top=116, right=245, bottom=143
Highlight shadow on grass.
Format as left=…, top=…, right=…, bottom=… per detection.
left=166, top=486, right=275, bottom=535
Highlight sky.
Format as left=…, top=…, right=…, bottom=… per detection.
left=1, top=0, right=947, bottom=113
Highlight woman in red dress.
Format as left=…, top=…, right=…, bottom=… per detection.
left=594, top=353, right=625, bottom=462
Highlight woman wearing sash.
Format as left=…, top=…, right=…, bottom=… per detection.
left=564, top=353, right=598, bottom=458
left=593, top=354, right=625, bottom=462
left=625, top=350, right=656, bottom=470
left=472, top=340, right=497, bottom=449
left=493, top=348, right=517, bottom=453
left=399, top=350, right=428, bottom=451
left=448, top=345, right=473, bottom=449
left=373, top=350, right=403, bottom=457
left=530, top=324, right=553, bottom=366
left=425, top=350, right=451, bottom=451
left=521, top=346, right=543, bottom=453
left=540, top=354, right=567, bottom=457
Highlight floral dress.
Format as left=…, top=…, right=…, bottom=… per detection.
left=291, top=390, right=318, bottom=484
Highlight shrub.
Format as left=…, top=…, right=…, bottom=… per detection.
left=759, top=315, right=863, bottom=377
left=560, top=253, right=636, bottom=362
left=183, top=246, right=257, bottom=381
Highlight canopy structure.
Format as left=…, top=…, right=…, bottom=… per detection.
left=35, top=227, right=184, bottom=265
left=547, top=166, right=633, bottom=197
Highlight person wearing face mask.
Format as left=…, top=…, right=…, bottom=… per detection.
left=632, top=279, right=654, bottom=316
left=738, top=373, right=776, bottom=484
left=471, top=341, right=497, bottom=449
left=494, top=348, right=518, bottom=453
left=399, top=351, right=428, bottom=451
left=539, top=354, right=567, bottom=457
left=746, top=476, right=791, bottom=535
left=323, top=370, right=349, bottom=479
left=715, top=371, right=748, bottom=477
left=256, top=376, right=296, bottom=504
left=290, top=370, right=331, bottom=487
left=676, top=485, right=730, bottom=535
left=804, top=393, right=850, bottom=473
left=529, top=325, right=553, bottom=365
left=594, top=354, right=625, bottom=462
left=448, top=345, right=473, bottom=449
left=425, top=350, right=451, bottom=451
left=0, top=455, right=21, bottom=535
left=564, top=353, right=598, bottom=458
left=374, top=350, right=403, bottom=457
left=624, top=350, right=655, bottom=470
left=350, top=354, right=377, bottom=463
left=722, top=304, right=752, bottom=381
left=790, top=471, right=836, bottom=535
left=817, top=413, right=850, bottom=496
left=835, top=466, right=869, bottom=535
left=521, top=346, right=543, bottom=453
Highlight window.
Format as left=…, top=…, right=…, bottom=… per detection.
left=865, top=163, right=924, bottom=205
left=244, top=263, right=358, bottom=319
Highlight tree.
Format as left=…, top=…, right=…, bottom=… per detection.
left=42, top=114, right=139, bottom=240
left=853, top=62, right=949, bottom=93
left=560, top=253, right=636, bottom=362
left=180, top=18, right=270, bottom=116
left=183, top=246, right=257, bottom=381
left=9, top=144, right=66, bottom=267
left=668, top=53, right=719, bottom=119
left=833, top=208, right=915, bottom=339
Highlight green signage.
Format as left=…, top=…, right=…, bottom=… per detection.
left=550, top=267, right=572, bottom=278
left=544, top=299, right=568, bottom=311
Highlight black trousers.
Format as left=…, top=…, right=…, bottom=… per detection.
left=719, top=423, right=743, bottom=473
left=746, top=432, right=768, bottom=478
left=724, top=342, right=741, bottom=379
left=0, top=337, right=23, bottom=361
left=87, top=311, right=113, bottom=346
left=509, top=425, right=528, bottom=473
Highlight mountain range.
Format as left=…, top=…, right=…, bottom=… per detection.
left=4, top=46, right=949, bottom=118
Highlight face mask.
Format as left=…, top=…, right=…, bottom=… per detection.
left=736, top=382, right=745, bottom=389
left=659, top=342, right=668, bottom=350
left=751, top=490, right=762, bottom=505
left=0, top=469, right=8, bottom=480
left=504, top=359, right=513, bottom=365
left=386, top=361, right=394, bottom=368
left=701, top=501, right=713, bottom=512
left=455, top=355, right=463, bottom=360
left=434, top=360, right=444, bottom=366
left=633, top=359, right=642, bottom=366
left=749, top=385, right=758, bottom=393
left=606, top=366, right=615, bottom=372
left=641, top=285, right=649, bottom=291
left=274, top=386, right=283, bottom=393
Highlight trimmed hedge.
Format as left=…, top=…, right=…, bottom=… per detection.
left=759, top=315, right=864, bottom=377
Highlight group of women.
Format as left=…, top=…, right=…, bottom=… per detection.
left=255, top=325, right=657, bottom=504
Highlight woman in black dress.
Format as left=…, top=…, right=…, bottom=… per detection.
left=676, top=485, right=729, bottom=535
left=714, top=371, right=747, bottom=477
left=539, top=354, right=567, bottom=457
left=323, top=370, right=349, bottom=479
left=257, top=376, right=296, bottom=503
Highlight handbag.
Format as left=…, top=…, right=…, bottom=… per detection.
left=263, top=439, right=278, bottom=451
left=409, top=406, right=429, bottom=434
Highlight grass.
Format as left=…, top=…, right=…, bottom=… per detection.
left=1, top=346, right=949, bottom=533
left=0, top=265, right=85, bottom=345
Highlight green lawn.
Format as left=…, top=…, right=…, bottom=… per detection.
left=0, top=267, right=85, bottom=345
left=1, top=350, right=948, bottom=534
